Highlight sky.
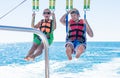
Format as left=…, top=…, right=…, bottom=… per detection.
left=0, top=0, right=120, bottom=43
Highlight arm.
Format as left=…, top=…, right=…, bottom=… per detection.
left=31, top=12, right=35, bottom=28
left=51, top=12, right=56, bottom=30
left=84, top=19, right=94, bottom=37
left=34, top=21, right=41, bottom=28
left=60, top=10, right=73, bottom=26
left=60, top=13, right=68, bottom=26
left=31, top=12, right=41, bottom=28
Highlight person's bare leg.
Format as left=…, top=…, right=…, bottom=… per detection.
left=24, top=43, right=38, bottom=60
left=66, top=43, right=74, bottom=60
left=29, top=43, right=44, bottom=60
left=75, top=45, right=85, bottom=59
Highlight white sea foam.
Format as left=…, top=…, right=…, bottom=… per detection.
left=0, top=61, right=45, bottom=78
left=0, top=58, right=120, bottom=78
left=51, top=58, right=120, bottom=78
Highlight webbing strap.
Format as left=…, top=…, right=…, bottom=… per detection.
left=66, top=13, right=69, bottom=33
left=32, top=0, right=39, bottom=11
left=84, top=0, right=90, bottom=10
left=49, top=0, right=56, bottom=11
left=49, top=0, right=56, bottom=32
left=65, top=0, right=73, bottom=34
left=66, top=0, right=73, bottom=10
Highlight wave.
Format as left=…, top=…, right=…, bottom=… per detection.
left=0, top=58, right=120, bottom=78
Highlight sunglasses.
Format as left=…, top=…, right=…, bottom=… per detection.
left=43, top=12, right=51, bottom=14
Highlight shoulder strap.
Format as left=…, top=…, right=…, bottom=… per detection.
left=50, top=19, right=53, bottom=33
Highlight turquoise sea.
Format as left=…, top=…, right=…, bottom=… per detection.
left=0, top=42, right=120, bottom=78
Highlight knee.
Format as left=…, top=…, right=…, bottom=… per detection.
left=33, top=43, right=38, bottom=49
left=66, top=44, right=74, bottom=53
left=77, top=45, right=85, bottom=52
left=66, top=43, right=73, bottom=48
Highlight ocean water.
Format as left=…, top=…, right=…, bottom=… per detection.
left=0, top=42, right=120, bottom=78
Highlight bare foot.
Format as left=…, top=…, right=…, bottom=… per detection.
left=24, top=55, right=35, bottom=61
left=24, top=56, right=30, bottom=61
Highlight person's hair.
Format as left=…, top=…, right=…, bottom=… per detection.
left=70, top=8, right=80, bottom=15
left=43, top=8, right=51, bottom=14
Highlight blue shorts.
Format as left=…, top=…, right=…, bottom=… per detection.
left=65, top=40, right=86, bottom=54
